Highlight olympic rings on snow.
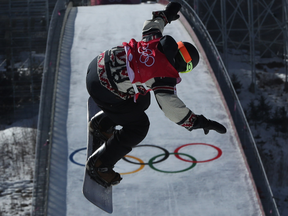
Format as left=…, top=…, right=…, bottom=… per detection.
left=174, top=143, right=222, bottom=163
left=69, top=143, right=222, bottom=174
left=122, top=144, right=170, bottom=165
left=69, top=147, right=86, bottom=167
left=120, top=155, right=145, bottom=175
left=149, top=153, right=197, bottom=173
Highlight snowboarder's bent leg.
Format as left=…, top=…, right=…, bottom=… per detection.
left=89, top=110, right=116, bottom=152
left=95, top=93, right=151, bottom=167
left=86, top=58, right=151, bottom=186
left=100, top=112, right=150, bottom=167
left=86, top=112, right=149, bottom=187
left=86, top=96, right=150, bottom=186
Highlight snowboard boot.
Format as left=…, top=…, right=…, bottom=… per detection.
left=86, top=144, right=122, bottom=188
left=89, top=111, right=115, bottom=151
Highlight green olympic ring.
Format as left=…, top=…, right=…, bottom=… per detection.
left=148, top=152, right=197, bottom=173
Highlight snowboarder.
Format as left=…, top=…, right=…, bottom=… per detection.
left=85, top=2, right=227, bottom=187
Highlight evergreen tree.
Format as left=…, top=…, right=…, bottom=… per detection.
left=271, top=107, right=281, bottom=134
left=256, top=95, right=272, bottom=124
left=247, top=100, right=260, bottom=127
left=269, top=106, right=287, bottom=134
left=231, top=73, right=242, bottom=95
left=279, top=107, right=288, bottom=133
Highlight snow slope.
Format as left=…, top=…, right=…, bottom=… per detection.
left=47, top=3, right=264, bottom=215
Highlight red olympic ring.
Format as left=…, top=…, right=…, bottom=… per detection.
left=174, top=143, right=222, bottom=163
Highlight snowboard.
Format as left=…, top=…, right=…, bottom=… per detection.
left=82, top=97, right=113, bottom=213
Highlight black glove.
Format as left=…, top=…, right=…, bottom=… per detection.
left=152, top=2, right=182, bottom=25
left=193, top=115, right=227, bottom=135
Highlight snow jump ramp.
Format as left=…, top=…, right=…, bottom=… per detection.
left=46, top=3, right=264, bottom=216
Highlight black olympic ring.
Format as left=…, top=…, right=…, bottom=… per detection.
left=122, top=144, right=170, bottom=165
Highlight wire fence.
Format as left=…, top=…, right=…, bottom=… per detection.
left=0, top=0, right=58, bottom=124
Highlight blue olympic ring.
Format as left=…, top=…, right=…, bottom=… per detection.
left=69, top=147, right=86, bottom=166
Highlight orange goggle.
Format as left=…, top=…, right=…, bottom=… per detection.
left=177, top=41, right=193, bottom=73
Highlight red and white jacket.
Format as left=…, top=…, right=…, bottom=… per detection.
left=123, top=38, right=180, bottom=101
left=96, top=18, right=197, bottom=131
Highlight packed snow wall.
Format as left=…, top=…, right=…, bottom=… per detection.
left=31, top=1, right=73, bottom=215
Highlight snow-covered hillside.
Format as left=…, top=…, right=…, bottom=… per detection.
left=227, top=54, right=288, bottom=215
left=0, top=117, right=37, bottom=216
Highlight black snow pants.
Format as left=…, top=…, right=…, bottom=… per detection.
left=86, top=56, right=151, bottom=167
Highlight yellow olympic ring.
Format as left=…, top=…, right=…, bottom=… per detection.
left=120, top=155, right=145, bottom=175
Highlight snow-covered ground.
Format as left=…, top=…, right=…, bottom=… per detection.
left=0, top=2, right=287, bottom=216
left=0, top=117, right=37, bottom=216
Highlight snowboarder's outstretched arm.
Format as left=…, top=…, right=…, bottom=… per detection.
left=142, top=2, right=182, bottom=41
left=152, top=1, right=181, bottom=25
left=153, top=87, right=226, bottom=135
left=141, top=2, right=227, bottom=135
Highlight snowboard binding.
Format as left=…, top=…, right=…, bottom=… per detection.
left=89, top=111, right=116, bottom=152
left=86, top=144, right=122, bottom=188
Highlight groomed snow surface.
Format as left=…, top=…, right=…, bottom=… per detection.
left=47, top=3, right=264, bottom=216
